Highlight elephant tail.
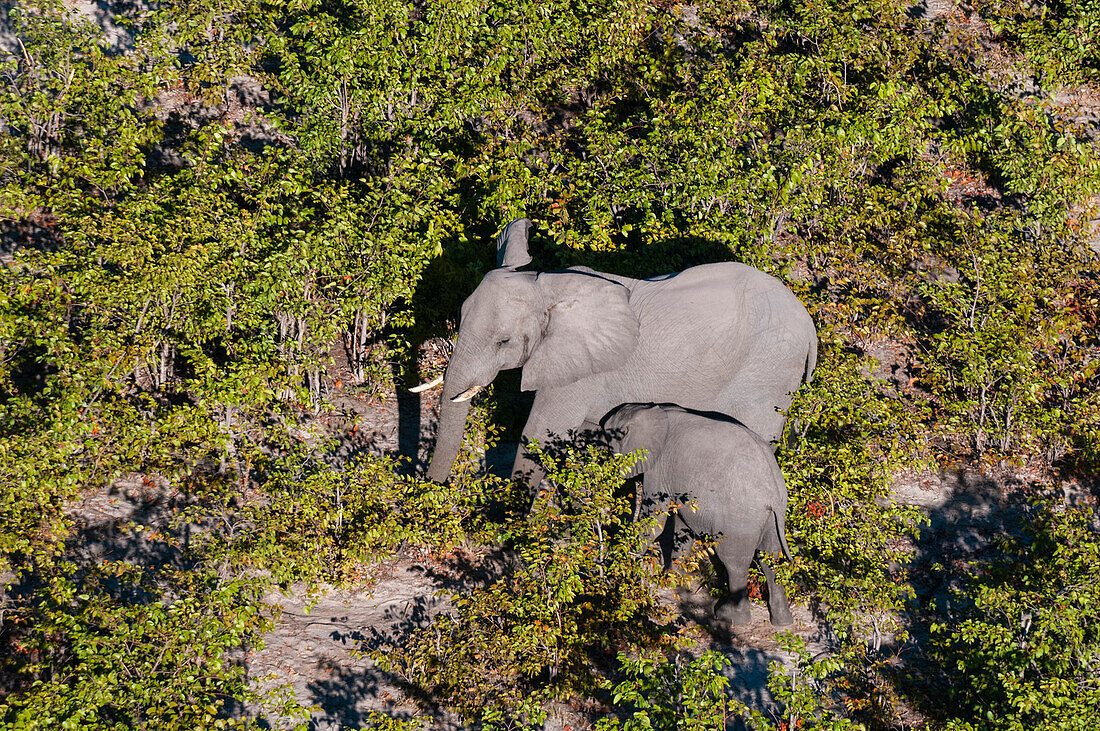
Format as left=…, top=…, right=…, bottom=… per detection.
left=803, top=336, right=818, bottom=385
left=769, top=506, right=794, bottom=564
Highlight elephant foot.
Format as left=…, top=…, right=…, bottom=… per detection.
left=714, top=596, right=752, bottom=627
left=768, top=602, right=794, bottom=627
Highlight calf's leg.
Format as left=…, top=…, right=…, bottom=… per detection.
left=710, top=534, right=757, bottom=626
left=758, top=559, right=794, bottom=626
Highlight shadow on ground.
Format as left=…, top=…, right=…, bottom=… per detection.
left=883, top=466, right=1043, bottom=726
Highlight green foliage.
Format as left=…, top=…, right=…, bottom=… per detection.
left=761, top=634, right=866, bottom=731
left=0, top=560, right=301, bottom=730
left=597, top=651, right=734, bottom=731
left=2, top=0, right=1099, bottom=726
left=357, top=711, right=429, bottom=731
left=765, top=633, right=858, bottom=729
left=929, top=504, right=1100, bottom=730
left=971, top=0, right=1100, bottom=89
left=0, top=0, right=163, bottom=195
left=780, top=344, right=924, bottom=640
left=595, top=639, right=868, bottom=731
left=918, top=211, right=1058, bottom=455
left=376, top=444, right=668, bottom=727
left=205, top=452, right=481, bottom=587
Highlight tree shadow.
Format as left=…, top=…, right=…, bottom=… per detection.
left=302, top=595, right=444, bottom=731
left=724, top=647, right=784, bottom=728
left=284, top=550, right=508, bottom=730
left=906, top=468, right=1033, bottom=620
left=1, top=214, right=64, bottom=263
left=410, top=545, right=512, bottom=595
left=886, top=467, right=1037, bottom=725
left=6, top=477, right=202, bottom=603
left=391, top=358, right=427, bottom=477
left=0, top=476, right=264, bottom=721
left=303, top=661, right=438, bottom=731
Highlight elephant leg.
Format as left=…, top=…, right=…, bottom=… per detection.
left=710, top=535, right=757, bottom=627
left=651, top=510, right=679, bottom=570
left=652, top=510, right=696, bottom=570
left=758, top=558, right=794, bottom=626
left=515, top=386, right=593, bottom=485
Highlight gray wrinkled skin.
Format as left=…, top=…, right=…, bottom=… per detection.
left=602, top=403, right=795, bottom=627
left=425, top=218, right=817, bottom=485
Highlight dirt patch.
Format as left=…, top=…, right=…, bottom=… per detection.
left=246, top=558, right=462, bottom=730
left=247, top=557, right=826, bottom=730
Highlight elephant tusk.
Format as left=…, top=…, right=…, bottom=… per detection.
left=408, top=375, right=444, bottom=393
left=450, top=385, right=483, bottom=402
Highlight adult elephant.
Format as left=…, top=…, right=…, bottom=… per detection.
left=414, top=218, right=817, bottom=483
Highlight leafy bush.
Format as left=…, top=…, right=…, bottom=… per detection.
left=929, top=503, right=1100, bottom=730
left=597, top=651, right=735, bottom=731
left=3, top=0, right=1100, bottom=726
left=0, top=561, right=299, bottom=730
left=597, top=637, right=870, bottom=731
left=204, top=452, right=481, bottom=587
left=780, top=344, right=924, bottom=642
left=971, top=0, right=1100, bottom=88
left=764, top=634, right=867, bottom=731
left=376, top=444, right=667, bottom=727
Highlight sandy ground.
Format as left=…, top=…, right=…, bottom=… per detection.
left=64, top=326, right=1090, bottom=730
left=247, top=560, right=456, bottom=730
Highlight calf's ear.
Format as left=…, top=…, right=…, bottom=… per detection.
left=621, top=405, right=668, bottom=458
left=604, top=405, right=668, bottom=478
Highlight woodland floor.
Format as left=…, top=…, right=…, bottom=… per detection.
left=241, top=376, right=829, bottom=731
left=67, top=363, right=1086, bottom=730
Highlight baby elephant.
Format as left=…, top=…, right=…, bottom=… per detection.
left=601, top=403, right=795, bottom=627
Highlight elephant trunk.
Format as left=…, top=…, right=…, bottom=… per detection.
left=424, top=349, right=493, bottom=483
left=425, top=384, right=473, bottom=482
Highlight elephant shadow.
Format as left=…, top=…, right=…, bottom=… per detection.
left=848, top=466, right=1086, bottom=727
left=723, top=646, right=784, bottom=728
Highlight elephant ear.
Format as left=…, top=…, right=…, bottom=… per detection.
left=623, top=405, right=669, bottom=454
left=521, top=271, right=640, bottom=391
left=607, top=405, right=667, bottom=478
left=496, top=218, right=534, bottom=269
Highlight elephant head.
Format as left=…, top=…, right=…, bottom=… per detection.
left=600, top=403, right=669, bottom=478
left=418, top=219, right=641, bottom=482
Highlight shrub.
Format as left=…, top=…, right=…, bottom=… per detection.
left=779, top=344, right=924, bottom=643
left=0, top=561, right=302, bottom=730
left=929, top=503, right=1100, bottom=730
left=597, top=651, right=735, bottom=731
left=376, top=444, right=668, bottom=727
left=203, top=452, right=481, bottom=588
